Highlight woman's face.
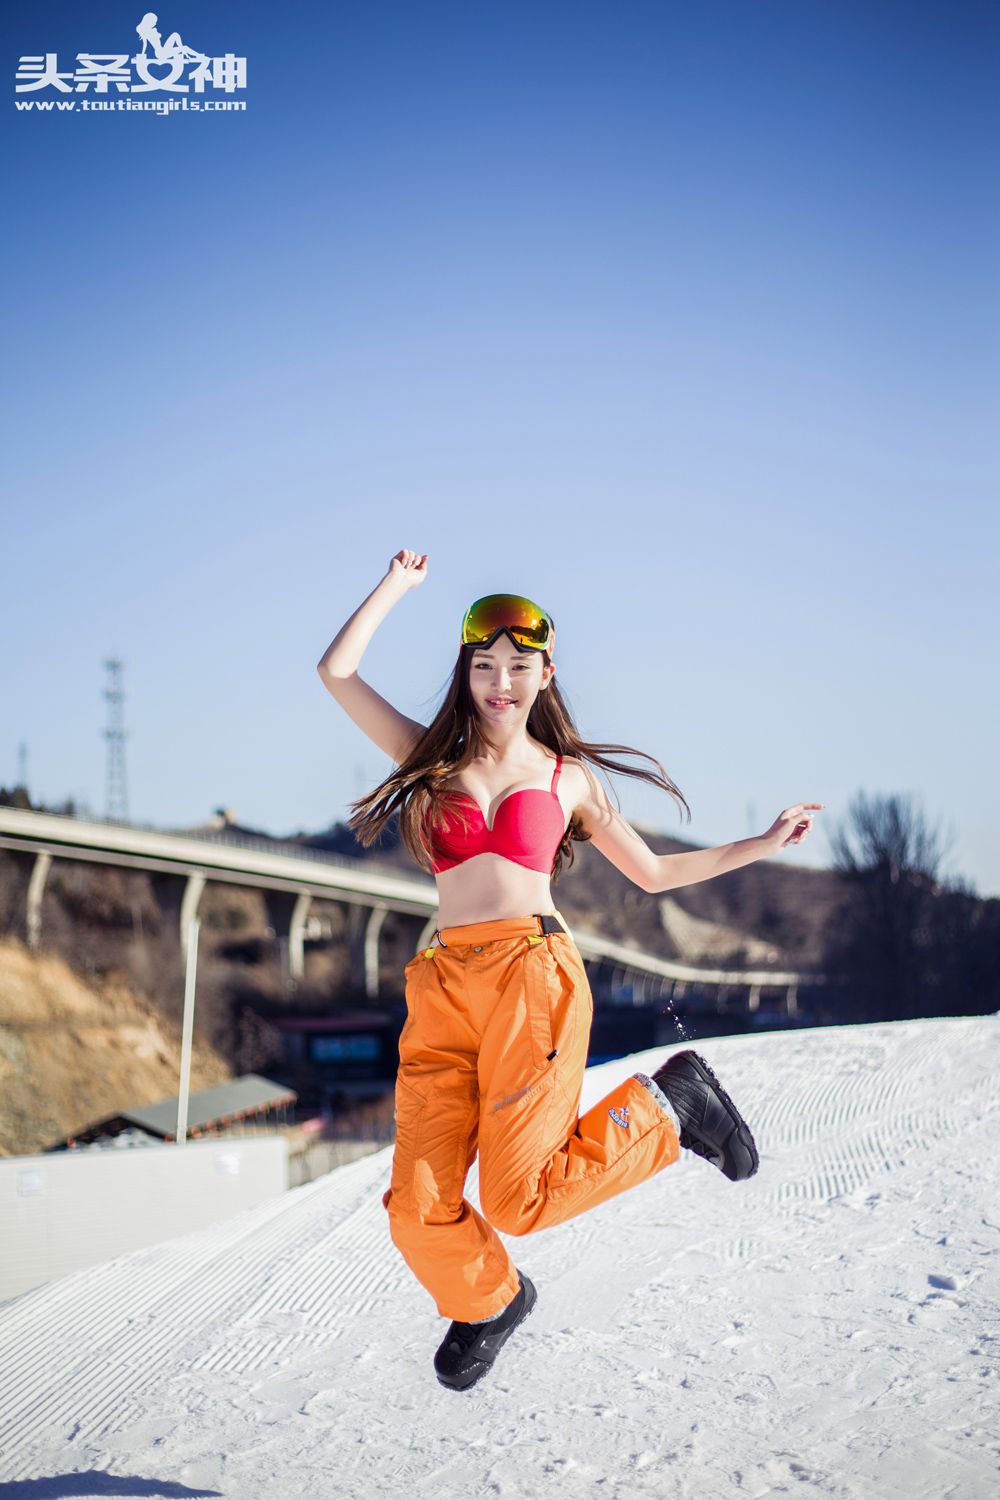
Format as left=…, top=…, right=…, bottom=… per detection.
left=467, top=634, right=554, bottom=724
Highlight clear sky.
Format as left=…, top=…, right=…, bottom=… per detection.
left=3, top=1, right=997, bottom=893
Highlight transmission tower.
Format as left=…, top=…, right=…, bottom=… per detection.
left=17, top=740, right=27, bottom=791
left=103, top=658, right=130, bottom=823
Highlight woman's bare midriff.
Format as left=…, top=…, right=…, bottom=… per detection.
left=433, top=856, right=562, bottom=928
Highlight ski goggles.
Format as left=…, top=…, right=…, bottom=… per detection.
left=460, top=594, right=555, bottom=656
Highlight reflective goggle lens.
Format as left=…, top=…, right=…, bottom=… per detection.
left=461, top=594, right=554, bottom=652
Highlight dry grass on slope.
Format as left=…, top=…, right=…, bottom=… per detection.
left=0, top=937, right=231, bottom=1157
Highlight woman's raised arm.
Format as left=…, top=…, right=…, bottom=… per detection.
left=316, top=549, right=429, bottom=764
left=575, top=761, right=823, bottom=893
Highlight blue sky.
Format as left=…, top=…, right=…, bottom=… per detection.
left=3, top=1, right=997, bottom=894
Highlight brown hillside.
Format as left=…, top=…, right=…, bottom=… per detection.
left=0, top=937, right=231, bottom=1157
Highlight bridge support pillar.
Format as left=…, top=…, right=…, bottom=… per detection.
left=150, top=871, right=205, bottom=959
left=363, top=904, right=389, bottom=998
left=26, top=851, right=51, bottom=951
left=180, top=875, right=205, bottom=960
left=417, top=914, right=438, bottom=950
left=288, top=892, right=311, bottom=982
left=263, top=890, right=312, bottom=992
left=342, top=900, right=390, bottom=997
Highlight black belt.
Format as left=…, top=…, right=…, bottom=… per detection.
left=433, top=912, right=565, bottom=948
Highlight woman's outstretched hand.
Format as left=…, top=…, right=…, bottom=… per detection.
left=387, top=549, right=428, bottom=590
left=761, top=802, right=824, bottom=852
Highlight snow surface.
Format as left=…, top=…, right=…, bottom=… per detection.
left=1, top=1016, right=998, bottom=1500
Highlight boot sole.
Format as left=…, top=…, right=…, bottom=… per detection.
left=672, top=1051, right=760, bottom=1181
left=435, top=1276, right=538, bottom=1391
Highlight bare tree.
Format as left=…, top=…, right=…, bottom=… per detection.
left=828, top=792, right=954, bottom=1020
left=829, top=791, right=951, bottom=887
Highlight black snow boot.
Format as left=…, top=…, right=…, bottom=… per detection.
left=433, top=1271, right=537, bottom=1391
left=652, top=1049, right=759, bottom=1181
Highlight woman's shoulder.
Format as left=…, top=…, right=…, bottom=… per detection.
left=555, top=751, right=585, bottom=773
left=554, top=753, right=590, bottom=801
left=555, top=755, right=605, bottom=811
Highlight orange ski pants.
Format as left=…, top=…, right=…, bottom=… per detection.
left=381, top=913, right=682, bottom=1322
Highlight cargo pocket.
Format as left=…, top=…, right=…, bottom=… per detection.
left=403, top=944, right=434, bottom=976
left=523, top=942, right=558, bottom=1076
left=391, top=1069, right=477, bottom=1222
left=388, top=1071, right=429, bottom=1212
left=543, top=941, right=585, bottom=1063
left=398, top=951, right=434, bottom=1062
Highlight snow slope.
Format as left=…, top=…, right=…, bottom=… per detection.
left=1, top=1016, right=998, bottom=1500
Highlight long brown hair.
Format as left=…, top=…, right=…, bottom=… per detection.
left=347, top=640, right=692, bottom=882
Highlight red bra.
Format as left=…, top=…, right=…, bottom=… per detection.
left=425, top=755, right=566, bottom=874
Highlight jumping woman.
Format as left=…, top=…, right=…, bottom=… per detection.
left=317, top=549, right=822, bottom=1392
